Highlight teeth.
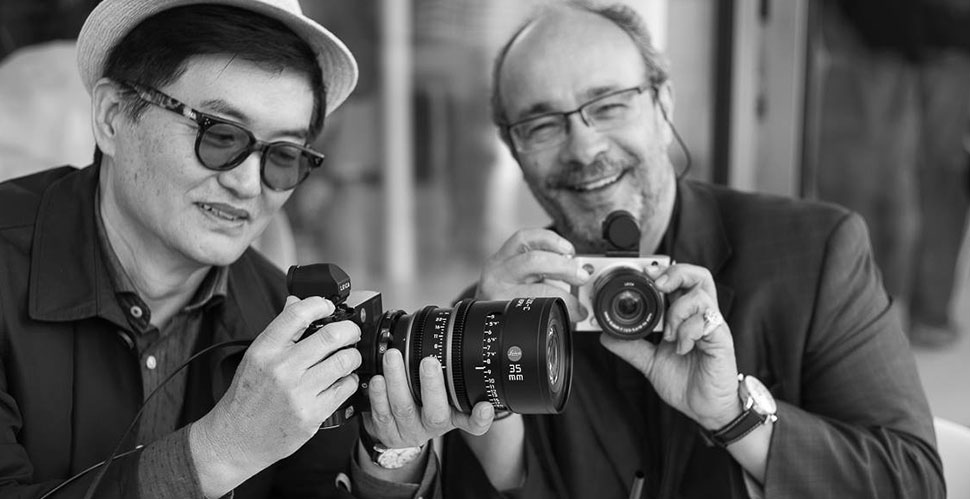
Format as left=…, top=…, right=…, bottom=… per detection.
left=571, top=171, right=623, bottom=192
left=199, top=203, right=240, bottom=221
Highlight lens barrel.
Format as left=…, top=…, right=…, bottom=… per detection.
left=363, top=297, right=572, bottom=417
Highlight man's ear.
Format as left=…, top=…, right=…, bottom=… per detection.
left=90, top=78, right=129, bottom=159
left=653, top=80, right=675, bottom=147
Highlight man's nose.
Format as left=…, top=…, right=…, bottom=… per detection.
left=559, top=113, right=609, bottom=166
left=218, top=151, right=263, bottom=199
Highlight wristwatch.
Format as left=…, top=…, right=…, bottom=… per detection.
left=706, top=374, right=778, bottom=448
left=358, top=425, right=427, bottom=469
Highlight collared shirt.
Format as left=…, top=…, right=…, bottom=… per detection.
left=94, top=189, right=228, bottom=444
left=93, top=188, right=232, bottom=498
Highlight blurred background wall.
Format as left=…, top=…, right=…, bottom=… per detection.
left=1, top=0, right=968, bottom=423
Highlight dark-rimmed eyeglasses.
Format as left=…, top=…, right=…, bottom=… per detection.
left=120, top=81, right=325, bottom=191
left=505, top=85, right=654, bottom=153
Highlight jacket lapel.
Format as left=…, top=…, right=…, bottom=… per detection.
left=658, top=181, right=735, bottom=498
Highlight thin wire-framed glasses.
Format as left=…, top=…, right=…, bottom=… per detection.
left=120, top=80, right=325, bottom=191
left=505, top=85, right=652, bottom=153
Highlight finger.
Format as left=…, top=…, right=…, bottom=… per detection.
left=257, top=296, right=336, bottom=346
left=451, top=401, right=494, bottom=436
left=315, top=373, right=360, bottom=421
left=653, top=263, right=717, bottom=299
left=365, top=375, right=402, bottom=442
left=418, top=356, right=454, bottom=436
left=501, top=250, right=591, bottom=287
left=290, top=320, right=361, bottom=368
left=495, top=228, right=576, bottom=259
left=673, top=312, right=707, bottom=355
left=304, top=347, right=362, bottom=393
left=599, top=333, right=659, bottom=375
left=495, top=282, right=587, bottom=321
left=382, top=349, right=421, bottom=436
left=663, top=287, right=712, bottom=342
left=560, top=294, right=589, bottom=322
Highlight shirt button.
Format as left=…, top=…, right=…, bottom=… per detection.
left=129, top=305, right=144, bottom=318
left=146, top=355, right=157, bottom=370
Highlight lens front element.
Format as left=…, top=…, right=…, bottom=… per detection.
left=593, top=267, right=664, bottom=339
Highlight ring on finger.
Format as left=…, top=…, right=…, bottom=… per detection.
left=701, top=309, right=724, bottom=335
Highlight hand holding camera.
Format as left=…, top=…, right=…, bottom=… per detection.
left=286, top=263, right=573, bottom=472
left=598, top=256, right=742, bottom=432
left=190, top=296, right=362, bottom=496
left=476, top=228, right=593, bottom=321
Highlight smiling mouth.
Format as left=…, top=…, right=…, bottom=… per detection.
left=197, top=202, right=248, bottom=222
left=563, top=169, right=628, bottom=193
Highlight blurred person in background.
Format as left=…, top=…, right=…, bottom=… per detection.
left=0, top=0, right=492, bottom=497
left=815, top=0, right=970, bottom=348
left=442, top=2, right=944, bottom=498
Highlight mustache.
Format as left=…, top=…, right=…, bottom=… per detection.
left=547, top=154, right=633, bottom=189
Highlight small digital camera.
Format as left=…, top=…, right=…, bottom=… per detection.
left=571, top=211, right=672, bottom=341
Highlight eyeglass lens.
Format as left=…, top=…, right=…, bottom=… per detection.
left=198, top=122, right=311, bottom=190
left=512, top=88, right=643, bottom=152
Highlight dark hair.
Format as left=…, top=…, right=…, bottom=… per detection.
left=102, top=4, right=326, bottom=138
left=490, top=1, right=670, bottom=143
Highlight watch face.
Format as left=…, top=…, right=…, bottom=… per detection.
left=742, top=376, right=777, bottom=415
left=376, top=446, right=424, bottom=469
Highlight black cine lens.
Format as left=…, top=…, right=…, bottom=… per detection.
left=593, top=268, right=663, bottom=339
left=371, top=297, right=572, bottom=415
left=289, top=264, right=573, bottom=426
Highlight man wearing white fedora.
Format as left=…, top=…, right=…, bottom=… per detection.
left=0, top=0, right=490, bottom=497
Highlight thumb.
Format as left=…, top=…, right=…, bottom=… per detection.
left=599, top=333, right=657, bottom=376
left=258, top=296, right=335, bottom=347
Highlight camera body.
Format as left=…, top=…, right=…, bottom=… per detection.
left=569, top=210, right=672, bottom=340
left=572, top=255, right=671, bottom=339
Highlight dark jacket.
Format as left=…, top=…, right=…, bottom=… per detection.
left=0, top=165, right=361, bottom=497
left=444, top=180, right=944, bottom=498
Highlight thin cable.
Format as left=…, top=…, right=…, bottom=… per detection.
left=38, top=447, right=143, bottom=499
left=658, top=100, right=693, bottom=179
left=67, top=338, right=253, bottom=499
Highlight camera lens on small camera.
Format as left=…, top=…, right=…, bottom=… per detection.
left=592, top=267, right=664, bottom=339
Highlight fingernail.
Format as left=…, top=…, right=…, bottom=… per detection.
left=654, top=275, right=669, bottom=287
left=560, top=240, right=575, bottom=255
left=383, top=349, right=398, bottom=366
left=577, top=266, right=591, bottom=280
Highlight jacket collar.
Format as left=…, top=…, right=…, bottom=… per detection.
left=670, top=179, right=733, bottom=279
left=662, top=179, right=737, bottom=497
left=27, top=164, right=265, bottom=335
left=28, top=164, right=127, bottom=325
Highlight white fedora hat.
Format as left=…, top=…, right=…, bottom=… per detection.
left=76, top=0, right=358, bottom=116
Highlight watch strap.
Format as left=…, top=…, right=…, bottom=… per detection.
left=706, top=408, right=766, bottom=448
left=358, top=423, right=384, bottom=464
